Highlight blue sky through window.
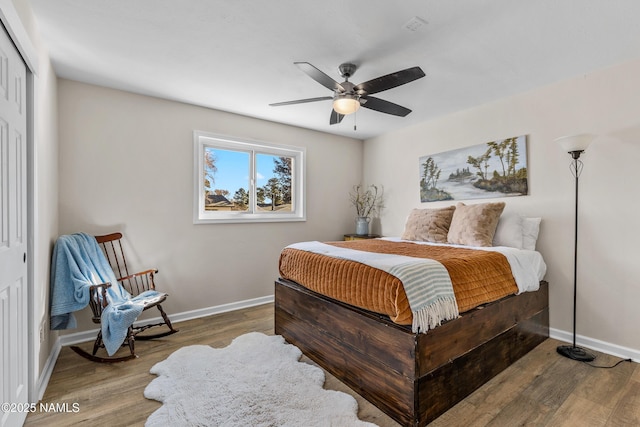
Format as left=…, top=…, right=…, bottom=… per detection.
left=205, top=147, right=284, bottom=202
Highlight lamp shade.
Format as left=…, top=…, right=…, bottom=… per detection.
left=333, top=95, right=360, bottom=115
left=555, top=134, right=595, bottom=154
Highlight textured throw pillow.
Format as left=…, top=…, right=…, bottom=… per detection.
left=522, top=217, right=542, bottom=250
left=401, top=206, right=456, bottom=243
left=447, top=202, right=506, bottom=247
left=492, top=212, right=524, bottom=249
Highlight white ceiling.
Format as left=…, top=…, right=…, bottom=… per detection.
left=28, top=0, right=640, bottom=140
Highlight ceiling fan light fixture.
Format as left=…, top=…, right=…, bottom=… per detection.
left=333, top=94, right=360, bottom=115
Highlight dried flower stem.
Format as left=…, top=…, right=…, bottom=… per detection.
left=349, top=184, right=384, bottom=218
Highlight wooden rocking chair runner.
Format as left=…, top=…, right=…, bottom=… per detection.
left=70, top=232, right=178, bottom=363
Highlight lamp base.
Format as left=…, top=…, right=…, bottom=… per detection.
left=557, top=345, right=595, bottom=362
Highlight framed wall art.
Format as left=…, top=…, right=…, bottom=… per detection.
left=419, top=135, right=528, bottom=202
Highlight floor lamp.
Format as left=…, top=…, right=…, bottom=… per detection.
left=555, top=134, right=596, bottom=362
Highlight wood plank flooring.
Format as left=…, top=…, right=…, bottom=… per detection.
left=25, top=303, right=639, bottom=427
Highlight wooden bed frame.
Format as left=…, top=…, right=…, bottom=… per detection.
left=274, top=278, right=549, bottom=427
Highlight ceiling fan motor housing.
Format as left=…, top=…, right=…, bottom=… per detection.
left=337, top=80, right=356, bottom=94
left=333, top=80, right=363, bottom=107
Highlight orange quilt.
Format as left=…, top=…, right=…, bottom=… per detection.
left=278, top=239, right=518, bottom=325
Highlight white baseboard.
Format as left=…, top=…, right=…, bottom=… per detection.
left=39, top=294, right=275, bottom=395
left=40, top=298, right=638, bottom=401
left=164, top=294, right=274, bottom=325
left=549, top=327, right=640, bottom=362
left=36, top=338, right=61, bottom=401
left=57, top=294, right=275, bottom=347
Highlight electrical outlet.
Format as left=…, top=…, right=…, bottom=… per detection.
left=39, top=325, right=45, bottom=343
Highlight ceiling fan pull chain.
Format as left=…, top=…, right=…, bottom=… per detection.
left=354, top=110, right=357, bottom=131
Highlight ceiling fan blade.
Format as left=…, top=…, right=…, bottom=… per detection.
left=295, top=62, right=346, bottom=92
left=330, top=109, right=345, bottom=125
left=360, top=96, right=412, bottom=117
left=269, top=96, right=333, bottom=107
left=354, top=66, right=425, bottom=95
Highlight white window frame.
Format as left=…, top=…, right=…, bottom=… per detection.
left=193, top=131, right=306, bottom=224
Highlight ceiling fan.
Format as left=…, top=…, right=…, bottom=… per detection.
left=270, top=62, right=426, bottom=125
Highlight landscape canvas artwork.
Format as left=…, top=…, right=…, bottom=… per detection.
left=420, top=135, right=528, bottom=202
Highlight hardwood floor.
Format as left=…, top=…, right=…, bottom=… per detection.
left=25, top=303, right=639, bottom=427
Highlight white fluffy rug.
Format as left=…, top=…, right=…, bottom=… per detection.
left=144, top=332, right=378, bottom=427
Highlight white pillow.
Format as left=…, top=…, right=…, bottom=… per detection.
left=492, top=212, right=524, bottom=249
left=522, top=217, right=542, bottom=251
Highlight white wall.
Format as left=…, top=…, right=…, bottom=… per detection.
left=364, top=58, right=640, bottom=356
left=57, top=79, right=362, bottom=331
left=31, top=27, right=58, bottom=377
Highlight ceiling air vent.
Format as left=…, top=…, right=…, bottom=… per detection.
left=403, top=16, right=427, bottom=32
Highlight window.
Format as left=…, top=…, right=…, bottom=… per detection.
left=193, top=131, right=305, bottom=223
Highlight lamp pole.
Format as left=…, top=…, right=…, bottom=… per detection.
left=556, top=149, right=595, bottom=362
left=572, top=153, right=579, bottom=349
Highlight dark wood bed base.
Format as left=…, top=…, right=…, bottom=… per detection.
left=274, top=278, right=549, bottom=426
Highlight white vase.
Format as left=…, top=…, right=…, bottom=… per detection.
left=355, top=216, right=371, bottom=235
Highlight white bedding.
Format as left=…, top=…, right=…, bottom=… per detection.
left=380, top=237, right=547, bottom=294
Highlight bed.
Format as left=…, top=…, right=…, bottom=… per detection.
left=274, top=203, right=549, bottom=426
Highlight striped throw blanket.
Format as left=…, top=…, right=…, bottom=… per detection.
left=286, top=241, right=459, bottom=332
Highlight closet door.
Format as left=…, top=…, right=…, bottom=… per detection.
left=0, top=22, right=29, bottom=427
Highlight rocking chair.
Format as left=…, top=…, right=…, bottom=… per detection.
left=70, top=232, right=178, bottom=363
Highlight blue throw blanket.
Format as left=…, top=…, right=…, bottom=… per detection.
left=50, top=233, right=162, bottom=355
